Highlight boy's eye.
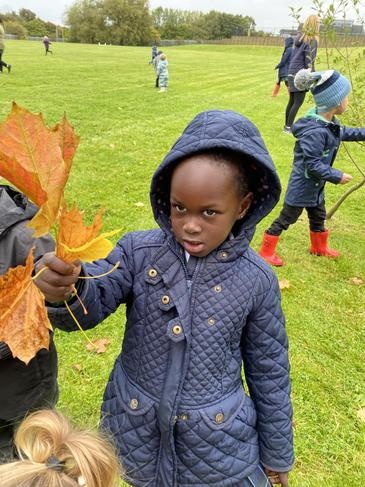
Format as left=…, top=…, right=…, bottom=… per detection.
left=173, top=204, right=186, bottom=214
left=203, top=209, right=216, bottom=217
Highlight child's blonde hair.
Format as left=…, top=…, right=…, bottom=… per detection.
left=0, top=410, right=121, bottom=487
left=160, top=53, right=167, bottom=60
left=302, top=14, right=320, bottom=43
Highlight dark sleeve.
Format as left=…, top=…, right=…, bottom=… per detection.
left=340, top=126, right=365, bottom=141
left=241, top=272, right=294, bottom=472
left=276, top=49, right=291, bottom=69
left=47, top=234, right=135, bottom=332
left=300, top=131, right=343, bottom=183
left=304, top=39, right=317, bottom=70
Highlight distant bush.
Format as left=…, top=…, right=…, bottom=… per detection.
left=5, top=21, right=27, bottom=39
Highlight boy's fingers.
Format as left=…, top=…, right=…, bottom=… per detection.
left=41, top=252, right=76, bottom=275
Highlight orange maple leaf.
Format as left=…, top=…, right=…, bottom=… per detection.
left=0, top=250, right=53, bottom=365
left=56, top=203, right=120, bottom=263
left=0, top=103, right=78, bottom=236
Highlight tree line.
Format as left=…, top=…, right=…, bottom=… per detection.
left=1, top=1, right=257, bottom=45
left=0, top=8, right=64, bottom=39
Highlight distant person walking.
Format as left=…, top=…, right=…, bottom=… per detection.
left=157, top=53, right=168, bottom=92
left=43, top=35, right=52, bottom=55
left=0, top=18, right=11, bottom=73
left=272, top=36, right=294, bottom=97
left=283, top=14, right=320, bottom=133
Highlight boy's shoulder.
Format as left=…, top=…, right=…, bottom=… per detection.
left=120, top=228, right=166, bottom=249
left=243, top=246, right=280, bottom=289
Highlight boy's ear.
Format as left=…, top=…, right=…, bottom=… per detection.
left=238, top=192, right=254, bottom=219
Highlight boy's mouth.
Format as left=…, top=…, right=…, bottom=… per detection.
left=183, top=239, right=204, bottom=255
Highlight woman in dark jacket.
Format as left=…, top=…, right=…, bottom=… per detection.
left=283, top=14, right=320, bottom=133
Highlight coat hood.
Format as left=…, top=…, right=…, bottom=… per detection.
left=291, top=107, right=339, bottom=139
left=0, top=185, right=37, bottom=238
left=150, top=110, right=281, bottom=239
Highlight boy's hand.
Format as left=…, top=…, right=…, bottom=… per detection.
left=340, top=173, right=353, bottom=184
left=265, top=469, right=289, bottom=487
left=34, top=252, right=81, bottom=303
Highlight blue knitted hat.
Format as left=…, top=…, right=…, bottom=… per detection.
left=294, top=69, right=351, bottom=112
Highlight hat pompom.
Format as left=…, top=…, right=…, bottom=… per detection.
left=294, top=69, right=314, bottom=91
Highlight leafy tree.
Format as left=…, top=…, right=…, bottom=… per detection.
left=18, top=8, right=37, bottom=22
left=3, top=20, right=27, bottom=39
left=102, top=0, right=152, bottom=45
left=26, top=18, right=48, bottom=37
left=66, top=0, right=104, bottom=43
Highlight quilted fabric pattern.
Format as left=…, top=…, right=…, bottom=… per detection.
left=48, top=110, right=294, bottom=486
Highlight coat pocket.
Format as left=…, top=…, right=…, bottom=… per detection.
left=101, top=363, right=160, bottom=486
left=175, top=388, right=259, bottom=485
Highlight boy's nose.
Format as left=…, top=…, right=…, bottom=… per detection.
left=183, top=218, right=201, bottom=234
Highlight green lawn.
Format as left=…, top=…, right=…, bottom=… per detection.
left=0, top=40, right=364, bottom=486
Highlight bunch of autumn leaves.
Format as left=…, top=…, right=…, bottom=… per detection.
left=0, top=103, right=119, bottom=364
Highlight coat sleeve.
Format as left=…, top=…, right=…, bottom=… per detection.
left=340, top=126, right=365, bottom=141
left=299, top=130, right=343, bottom=183
left=276, top=49, right=291, bottom=69
left=241, top=271, right=294, bottom=472
left=47, top=233, right=135, bottom=332
left=304, top=39, right=317, bottom=70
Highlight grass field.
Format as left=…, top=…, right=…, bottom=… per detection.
left=0, top=40, right=364, bottom=486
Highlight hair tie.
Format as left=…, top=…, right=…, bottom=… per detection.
left=46, top=455, right=65, bottom=472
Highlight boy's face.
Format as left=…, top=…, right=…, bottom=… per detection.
left=170, top=155, right=252, bottom=257
left=335, top=95, right=349, bottom=114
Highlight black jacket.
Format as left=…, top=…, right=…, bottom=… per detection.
left=0, top=185, right=58, bottom=420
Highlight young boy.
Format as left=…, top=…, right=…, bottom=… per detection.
left=157, top=53, right=168, bottom=92
left=260, top=69, right=365, bottom=266
left=272, top=36, right=294, bottom=97
left=35, top=110, right=293, bottom=487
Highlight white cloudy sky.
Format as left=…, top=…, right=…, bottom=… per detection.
left=0, top=1, right=363, bottom=31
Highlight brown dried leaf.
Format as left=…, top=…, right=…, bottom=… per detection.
left=86, top=338, right=111, bottom=354
left=349, top=277, right=363, bottom=286
left=0, top=250, right=52, bottom=364
left=279, top=279, right=290, bottom=290
left=357, top=408, right=365, bottom=422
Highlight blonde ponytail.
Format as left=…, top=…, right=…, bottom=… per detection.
left=0, top=410, right=121, bottom=487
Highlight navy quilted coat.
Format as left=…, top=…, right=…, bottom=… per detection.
left=49, top=110, right=294, bottom=486
left=286, top=108, right=365, bottom=207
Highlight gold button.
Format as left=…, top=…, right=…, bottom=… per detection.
left=219, top=251, right=228, bottom=259
left=208, top=317, right=216, bottom=326
left=148, top=268, right=158, bottom=278
left=161, top=295, right=170, bottom=305
left=214, top=285, right=222, bottom=293
left=180, top=413, right=189, bottom=421
left=215, top=412, right=224, bottom=423
left=172, top=325, right=182, bottom=335
left=130, top=398, right=139, bottom=410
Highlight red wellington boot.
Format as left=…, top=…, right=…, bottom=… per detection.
left=259, top=232, right=283, bottom=266
left=309, top=230, right=340, bottom=258
left=271, top=82, right=280, bottom=97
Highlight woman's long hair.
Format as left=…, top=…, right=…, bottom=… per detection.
left=301, top=14, right=320, bottom=43
left=0, top=410, right=121, bottom=487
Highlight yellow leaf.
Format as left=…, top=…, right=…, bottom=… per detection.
left=56, top=203, right=120, bottom=263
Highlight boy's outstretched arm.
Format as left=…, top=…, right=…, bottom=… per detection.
left=241, top=270, right=294, bottom=481
left=35, top=253, right=81, bottom=303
